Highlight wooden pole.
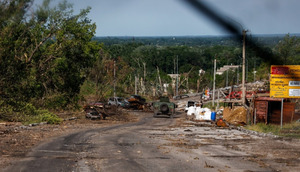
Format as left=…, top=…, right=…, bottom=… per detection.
left=217, top=89, right=220, bottom=110
left=242, top=30, right=247, bottom=105
left=254, top=108, right=257, bottom=125
left=281, top=98, right=284, bottom=129
left=176, top=56, right=179, bottom=96
left=213, top=59, right=216, bottom=107
left=114, top=60, right=116, bottom=97
left=135, top=76, right=137, bottom=95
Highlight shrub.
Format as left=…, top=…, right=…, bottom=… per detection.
left=0, top=101, right=62, bottom=125
left=40, top=111, right=62, bottom=124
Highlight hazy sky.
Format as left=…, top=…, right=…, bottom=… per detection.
left=35, top=0, right=300, bottom=36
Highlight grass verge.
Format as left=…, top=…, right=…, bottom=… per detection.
left=246, top=122, right=300, bottom=139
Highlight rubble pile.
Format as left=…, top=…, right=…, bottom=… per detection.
left=246, top=81, right=267, bottom=91
left=176, top=101, right=186, bottom=111
left=223, top=106, right=247, bottom=125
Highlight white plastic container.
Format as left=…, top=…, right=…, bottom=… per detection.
left=187, top=106, right=196, bottom=116
left=195, top=107, right=211, bottom=120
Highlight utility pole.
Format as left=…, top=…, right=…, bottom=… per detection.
left=246, top=58, right=248, bottom=82
left=226, top=59, right=229, bottom=87
left=226, top=69, right=228, bottom=87
left=242, top=30, right=248, bottom=105
left=135, top=75, right=137, bottom=95
left=213, top=59, right=216, bottom=107
left=113, top=60, right=116, bottom=98
left=253, top=57, right=256, bottom=82
left=176, top=55, right=179, bottom=96
left=237, top=68, right=239, bottom=85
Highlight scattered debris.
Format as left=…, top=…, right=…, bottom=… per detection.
left=173, top=94, right=189, bottom=100
left=187, top=107, right=212, bottom=120
left=184, top=100, right=196, bottom=112
left=83, top=102, right=108, bottom=120
left=184, top=129, right=192, bottom=132
left=216, top=119, right=228, bottom=128
left=204, top=161, right=214, bottom=168
left=29, top=123, right=39, bottom=127
left=66, top=117, right=77, bottom=121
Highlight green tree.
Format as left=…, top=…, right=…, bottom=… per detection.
left=276, top=34, right=300, bottom=64
left=0, top=0, right=101, bottom=110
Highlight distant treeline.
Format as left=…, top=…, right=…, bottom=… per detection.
left=92, top=34, right=299, bottom=47
left=87, top=33, right=300, bottom=100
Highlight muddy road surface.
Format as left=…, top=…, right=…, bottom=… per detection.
left=4, top=112, right=300, bottom=172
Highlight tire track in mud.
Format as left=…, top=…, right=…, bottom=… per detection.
left=3, top=112, right=164, bottom=172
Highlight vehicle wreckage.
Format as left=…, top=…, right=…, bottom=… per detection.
left=83, top=102, right=108, bottom=120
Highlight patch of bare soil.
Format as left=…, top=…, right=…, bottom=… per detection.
left=170, top=117, right=300, bottom=171
left=0, top=109, right=137, bottom=169
left=242, top=138, right=300, bottom=171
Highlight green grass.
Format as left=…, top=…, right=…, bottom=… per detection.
left=246, top=122, right=300, bottom=139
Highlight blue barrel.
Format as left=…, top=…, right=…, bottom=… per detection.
left=211, top=112, right=216, bottom=121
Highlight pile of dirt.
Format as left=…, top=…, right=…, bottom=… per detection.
left=223, top=106, right=246, bottom=125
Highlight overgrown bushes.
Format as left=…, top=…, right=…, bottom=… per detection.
left=0, top=0, right=100, bottom=123
left=0, top=100, right=62, bottom=125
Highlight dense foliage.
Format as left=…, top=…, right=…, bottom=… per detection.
left=91, top=34, right=299, bottom=98
left=0, top=0, right=101, bottom=123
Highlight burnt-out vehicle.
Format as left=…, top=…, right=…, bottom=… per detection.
left=108, top=97, right=130, bottom=108
left=152, top=96, right=177, bottom=118
left=83, top=102, right=108, bottom=120
left=127, top=95, right=147, bottom=110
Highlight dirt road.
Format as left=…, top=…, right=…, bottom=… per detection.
left=3, top=111, right=300, bottom=172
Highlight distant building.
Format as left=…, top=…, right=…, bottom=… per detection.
left=216, top=65, right=240, bottom=75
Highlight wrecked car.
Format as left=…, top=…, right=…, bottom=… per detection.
left=127, top=95, right=146, bottom=110
left=83, top=102, right=108, bottom=120
left=108, top=97, right=130, bottom=108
